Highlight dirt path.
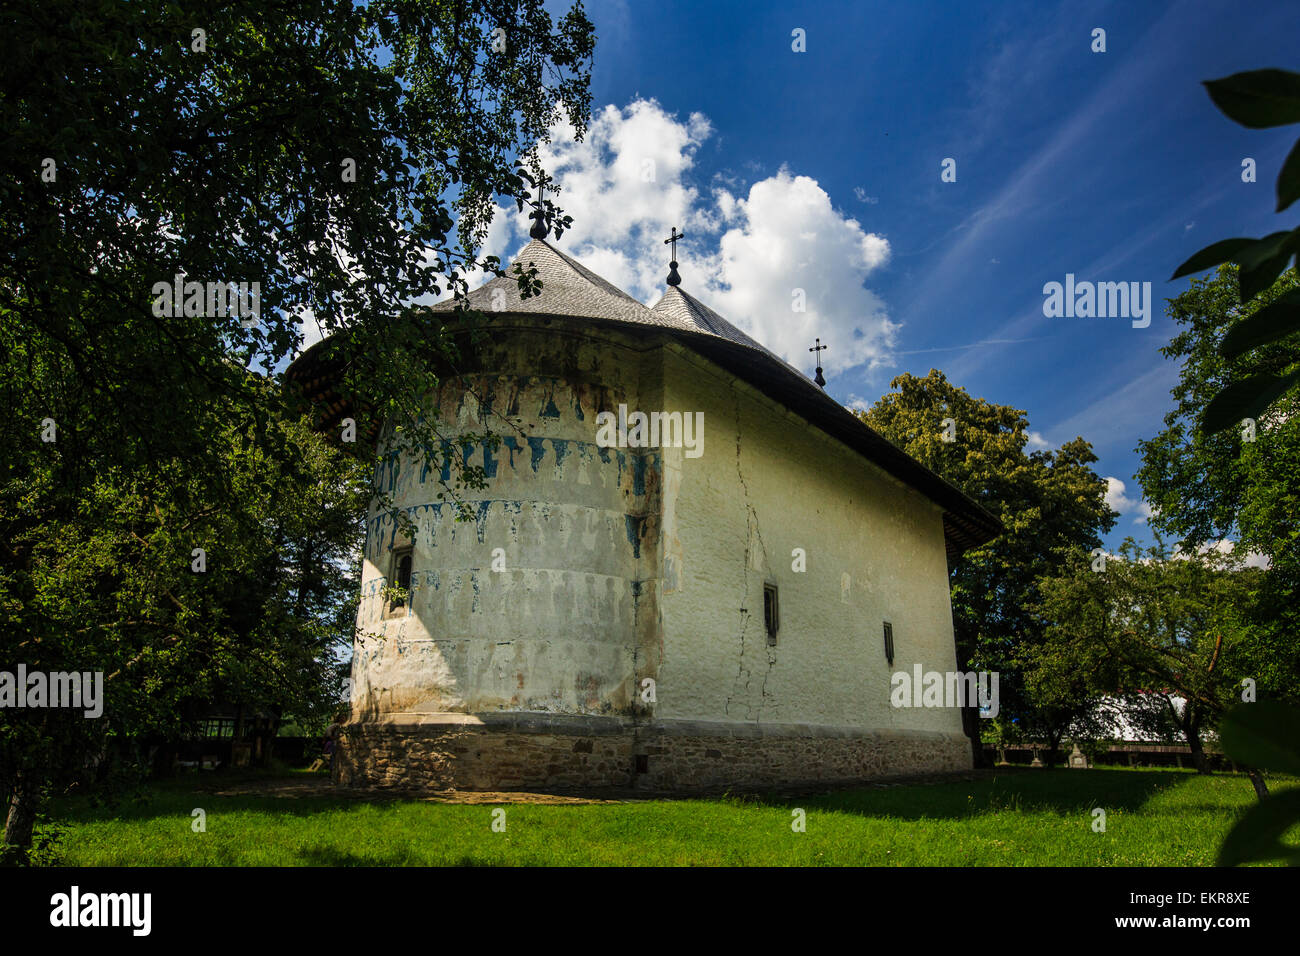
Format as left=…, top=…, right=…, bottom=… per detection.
left=196, top=774, right=633, bottom=804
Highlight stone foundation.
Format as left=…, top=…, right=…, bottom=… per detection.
left=333, top=713, right=973, bottom=791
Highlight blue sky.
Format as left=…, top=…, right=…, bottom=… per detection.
left=487, top=0, right=1300, bottom=552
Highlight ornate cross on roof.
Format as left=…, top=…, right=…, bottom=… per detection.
left=664, top=227, right=685, bottom=286
left=809, top=338, right=827, bottom=388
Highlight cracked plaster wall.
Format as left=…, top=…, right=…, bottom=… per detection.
left=656, top=343, right=967, bottom=744
left=350, top=318, right=662, bottom=721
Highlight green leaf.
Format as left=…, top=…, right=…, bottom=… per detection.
left=1204, top=69, right=1300, bottom=129
left=1201, top=368, right=1300, bottom=434
left=1219, top=290, right=1300, bottom=358
left=1219, top=701, right=1300, bottom=775
left=1240, top=250, right=1298, bottom=302
left=1235, top=230, right=1299, bottom=302
left=1233, top=231, right=1294, bottom=270
left=1278, top=136, right=1300, bottom=212
left=1171, top=238, right=1254, bottom=280
left=1217, top=788, right=1300, bottom=866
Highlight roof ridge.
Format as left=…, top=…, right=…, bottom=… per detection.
left=528, top=240, right=648, bottom=308
left=652, top=285, right=788, bottom=363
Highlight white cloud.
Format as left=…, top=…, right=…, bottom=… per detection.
left=853, top=187, right=879, bottom=204
left=475, top=98, right=896, bottom=379
left=296, top=307, right=324, bottom=350
left=1104, top=477, right=1154, bottom=524
left=534, top=99, right=713, bottom=296
left=702, top=169, right=894, bottom=375
left=1025, top=430, right=1050, bottom=451
left=1173, top=538, right=1271, bottom=570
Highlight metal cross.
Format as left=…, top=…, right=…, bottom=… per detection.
left=663, top=227, right=685, bottom=260
left=809, top=338, right=827, bottom=388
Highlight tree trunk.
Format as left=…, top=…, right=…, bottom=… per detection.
left=3, top=785, right=38, bottom=857
left=1182, top=705, right=1210, bottom=774
left=1047, top=730, right=1065, bottom=768
left=961, top=704, right=987, bottom=768
left=1246, top=769, right=1269, bottom=800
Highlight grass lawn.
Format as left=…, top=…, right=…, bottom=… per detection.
left=43, top=766, right=1298, bottom=866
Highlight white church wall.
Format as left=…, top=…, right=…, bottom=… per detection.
left=656, top=341, right=966, bottom=743
left=349, top=321, right=660, bottom=720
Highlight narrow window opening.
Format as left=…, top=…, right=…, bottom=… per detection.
left=387, top=546, right=413, bottom=616
left=883, top=621, right=895, bottom=666
left=763, top=584, right=779, bottom=646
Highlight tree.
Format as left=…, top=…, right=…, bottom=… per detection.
left=857, top=370, right=1116, bottom=765
left=0, top=0, right=594, bottom=856
left=1032, top=538, right=1265, bottom=789
left=0, top=376, right=369, bottom=857
left=1135, top=265, right=1300, bottom=707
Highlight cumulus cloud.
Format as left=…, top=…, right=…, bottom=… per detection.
left=478, top=98, right=896, bottom=379
left=702, top=169, right=894, bottom=374
left=1025, top=430, right=1050, bottom=451
left=1104, top=477, right=1155, bottom=524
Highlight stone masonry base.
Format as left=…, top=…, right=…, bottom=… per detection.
left=333, top=713, right=973, bottom=791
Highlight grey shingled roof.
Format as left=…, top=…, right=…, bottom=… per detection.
left=429, top=239, right=693, bottom=331
left=432, top=239, right=807, bottom=374
left=650, top=284, right=807, bottom=377
left=652, top=284, right=771, bottom=352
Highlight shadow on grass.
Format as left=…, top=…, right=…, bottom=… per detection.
left=295, top=847, right=504, bottom=867
left=53, top=780, right=401, bottom=826
left=52, top=768, right=1218, bottom=829
left=750, top=769, right=1202, bottom=821
left=296, top=846, right=418, bottom=866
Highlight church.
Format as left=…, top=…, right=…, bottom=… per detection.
left=288, top=229, right=1001, bottom=791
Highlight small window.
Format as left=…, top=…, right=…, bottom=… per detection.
left=883, top=621, right=894, bottom=666
left=763, top=584, right=779, bottom=646
left=387, top=546, right=413, bottom=616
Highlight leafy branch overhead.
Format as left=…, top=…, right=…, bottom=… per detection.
left=1215, top=701, right=1300, bottom=865
left=1171, top=69, right=1300, bottom=433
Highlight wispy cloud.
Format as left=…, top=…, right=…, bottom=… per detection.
left=1049, top=361, right=1179, bottom=451
left=896, top=336, right=1042, bottom=357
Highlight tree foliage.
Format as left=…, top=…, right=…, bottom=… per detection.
left=1136, top=265, right=1300, bottom=702
left=1030, top=538, right=1263, bottom=773
left=0, top=0, right=595, bottom=856
left=858, top=370, right=1116, bottom=762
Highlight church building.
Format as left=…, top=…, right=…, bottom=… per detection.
left=288, top=231, right=1001, bottom=791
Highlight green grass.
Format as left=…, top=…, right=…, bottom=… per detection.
left=43, top=767, right=1298, bottom=866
